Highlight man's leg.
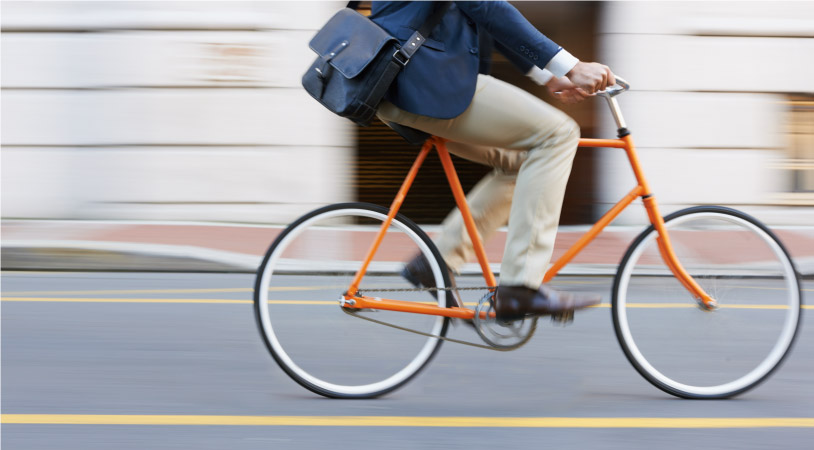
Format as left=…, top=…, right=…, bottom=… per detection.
left=433, top=168, right=516, bottom=273
left=377, top=74, right=578, bottom=287
left=431, top=139, right=529, bottom=273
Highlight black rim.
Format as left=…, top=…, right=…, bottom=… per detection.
left=253, top=202, right=451, bottom=399
left=611, top=206, right=803, bottom=399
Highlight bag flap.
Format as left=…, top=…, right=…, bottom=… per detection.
left=309, top=8, right=397, bottom=79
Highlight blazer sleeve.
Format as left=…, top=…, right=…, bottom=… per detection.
left=455, top=1, right=563, bottom=72
left=494, top=39, right=534, bottom=74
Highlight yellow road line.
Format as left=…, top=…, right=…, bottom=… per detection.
left=2, top=297, right=811, bottom=309
left=2, top=285, right=810, bottom=297
left=0, top=298, right=342, bottom=305
left=0, top=288, right=253, bottom=296
left=722, top=286, right=814, bottom=292
left=2, top=414, right=814, bottom=428
left=3, top=280, right=814, bottom=296
left=0, top=297, right=253, bottom=304
left=0, top=286, right=334, bottom=296
left=606, top=303, right=811, bottom=310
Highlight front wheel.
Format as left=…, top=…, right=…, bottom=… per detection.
left=612, top=206, right=802, bottom=399
left=254, top=203, right=451, bottom=398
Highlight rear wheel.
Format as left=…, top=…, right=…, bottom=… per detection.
left=254, top=203, right=450, bottom=398
left=612, top=206, right=802, bottom=399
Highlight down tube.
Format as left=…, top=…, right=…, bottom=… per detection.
left=544, top=186, right=643, bottom=283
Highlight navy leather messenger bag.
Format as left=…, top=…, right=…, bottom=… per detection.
left=302, top=2, right=450, bottom=126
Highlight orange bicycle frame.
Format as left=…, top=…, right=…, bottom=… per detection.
left=343, top=133, right=715, bottom=320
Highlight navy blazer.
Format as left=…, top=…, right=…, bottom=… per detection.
left=370, top=1, right=563, bottom=119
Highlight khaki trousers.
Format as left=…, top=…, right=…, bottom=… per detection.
left=377, top=74, right=579, bottom=289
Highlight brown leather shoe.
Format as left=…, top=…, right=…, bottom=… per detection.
left=494, top=284, right=601, bottom=322
left=401, top=254, right=463, bottom=308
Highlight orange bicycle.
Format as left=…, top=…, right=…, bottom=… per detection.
left=254, top=79, right=802, bottom=399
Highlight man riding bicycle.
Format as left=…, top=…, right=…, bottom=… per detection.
left=370, top=1, right=617, bottom=321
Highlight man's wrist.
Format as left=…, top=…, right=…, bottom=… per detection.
left=545, top=49, right=579, bottom=78
left=526, top=66, right=554, bottom=86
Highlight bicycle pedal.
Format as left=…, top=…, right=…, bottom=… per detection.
left=551, top=310, right=574, bottom=325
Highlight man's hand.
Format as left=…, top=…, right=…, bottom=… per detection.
left=566, top=62, right=615, bottom=94
left=546, top=76, right=590, bottom=104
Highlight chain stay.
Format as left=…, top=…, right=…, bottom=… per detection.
left=358, top=285, right=495, bottom=293
left=341, top=306, right=511, bottom=351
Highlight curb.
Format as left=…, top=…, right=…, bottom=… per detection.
left=3, top=220, right=813, bottom=277
left=4, top=239, right=812, bottom=277
left=0, top=240, right=620, bottom=275
left=1, top=240, right=260, bottom=272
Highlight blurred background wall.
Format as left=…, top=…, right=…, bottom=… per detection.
left=1, top=1, right=354, bottom=223
left=597, top=1, right=814, bottom=224
left=2, top=1, right=813, bottom=226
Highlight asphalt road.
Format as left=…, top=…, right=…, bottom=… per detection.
left=2, top=271, right=812, bottom=449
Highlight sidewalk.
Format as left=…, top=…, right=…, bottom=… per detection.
left=2, top=219, right=814, bottom=276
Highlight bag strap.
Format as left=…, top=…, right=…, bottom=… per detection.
left=348, top=2, right=452, bottom=125
left=417, top=2, right=452, bottom=44
left=396, top=2, right=451, bottom=63
left=345, top=2, right=451, bottom=65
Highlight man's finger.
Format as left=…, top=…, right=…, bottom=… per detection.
left=606, top=66, right=616, bottom=87
left=597, top=71, right=609, bottom=91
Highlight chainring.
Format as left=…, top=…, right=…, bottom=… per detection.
left=473, top=291, right=537, bottom=350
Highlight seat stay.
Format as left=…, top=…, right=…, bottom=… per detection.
left=346, top=140, right=434, bottom=298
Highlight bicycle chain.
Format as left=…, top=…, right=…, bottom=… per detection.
left=345, top=285, right=527, bottom=351
left=341, top=306, right=511, bottom=351
left=357, top=286, right=495, bottom=293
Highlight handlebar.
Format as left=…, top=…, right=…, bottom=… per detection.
left=553, top=76, right=630, bottom=97
left=552, top=76, right=631, bottom=130
left=594, top=76, right=630, bottom=98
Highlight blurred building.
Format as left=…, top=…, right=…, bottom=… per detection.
left=1, top=1, right=353, bottom=223
left=2, top=1, right=813, bottom=226
left=597, top=1, right=814, bottom=225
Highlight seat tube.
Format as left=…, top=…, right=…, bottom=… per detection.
left=435, top=139, right=498, bottom=289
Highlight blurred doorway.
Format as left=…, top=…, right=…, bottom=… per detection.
left=356, top=2, right=601, bottom=224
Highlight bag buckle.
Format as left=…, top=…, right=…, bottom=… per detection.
left=392, top=49, right=409, bottom=67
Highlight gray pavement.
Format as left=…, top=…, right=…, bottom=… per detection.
left=2, top=272, right=812, bottom=449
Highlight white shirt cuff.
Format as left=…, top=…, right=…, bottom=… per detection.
left=544, top=49, right=579, bottom=78
left=526, top=66, right=554, bottom=86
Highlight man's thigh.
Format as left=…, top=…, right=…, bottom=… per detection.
left=444, top=141, right=525, bottom=174
left=377, top=74, right=573, bottom=151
